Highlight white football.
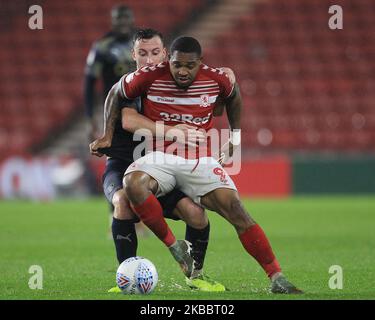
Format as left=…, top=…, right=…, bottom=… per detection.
left=116, top=256, right=158, bottom=294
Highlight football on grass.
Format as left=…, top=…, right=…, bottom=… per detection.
left=116, top=256, right=158, bottom=294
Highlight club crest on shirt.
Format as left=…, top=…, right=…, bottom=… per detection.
left=200, top=94, right=210, bottom=108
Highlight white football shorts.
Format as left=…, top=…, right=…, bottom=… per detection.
left=124, top=151, right=237, bottom=205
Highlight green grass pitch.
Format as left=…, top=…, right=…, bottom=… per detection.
left=0, top=196, right=374, bottom=300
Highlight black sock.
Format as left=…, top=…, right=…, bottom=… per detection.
left=112, top=217, right=138, bottom=264
left=185, top=222, right=210, bottom=271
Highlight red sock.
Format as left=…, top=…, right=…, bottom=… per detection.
left=239, top=224, right=281, bottom=278
left=133, top=194, right=176, bottom=247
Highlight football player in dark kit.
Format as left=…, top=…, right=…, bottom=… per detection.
left=84, top=5, right=149, bottom=236
left=84, top=5, right=136, bottom=139
left=90, top=28, right=227, bottom=293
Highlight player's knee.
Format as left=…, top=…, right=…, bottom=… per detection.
left=113, top=204, right=135, bottom=220
left=183, top=208, right=208, bottom=229
left=188, top=206, right=208, bottom=229
left=112, top=189, right=134, bottom=219
left=112, top=190, right=125, bottom=209
left=176, top=198, right=208, bottom=229
left=123, top=172, right=150, bottom=204
left=124, top=173, right=141, bottom=201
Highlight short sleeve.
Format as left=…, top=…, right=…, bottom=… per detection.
left=217, top=69, right=235, bottom=98
left=118, top=96, right=137, bottom=110
left=202, top=65, right=235, bottom=99
left=120, top=66, right=157, bottom=100
left=120, top=97, right=142, bottom=113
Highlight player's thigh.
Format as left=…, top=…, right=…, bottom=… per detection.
left=177, top=157, right=237, bottom=205
left=175, top=197, right=208, bottom=229
left=124, top=171, right=158, bottom=193
left=103, top=158, right=132, bottom=204
left=159, top=189, right=208, bottom=228
left=124, top=152, right=177, bottom=197
left=112, top=189, right=139, bottom=220
left=200, top=187, right=240, bottom=212
left=158, top=189, right=186, bottom=221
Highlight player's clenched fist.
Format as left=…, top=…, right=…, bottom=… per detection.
left=89, top=136, right=112, bottom=157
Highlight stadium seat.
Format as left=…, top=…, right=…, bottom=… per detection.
left=0, top=0, right=207, bottom=154
left=204, top=0, right=375, bottom=151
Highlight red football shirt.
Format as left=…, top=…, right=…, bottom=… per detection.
left=120, top=61, right=234, bottom=158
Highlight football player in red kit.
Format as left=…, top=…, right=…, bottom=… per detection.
left=114, top=36, right=302, bottom=294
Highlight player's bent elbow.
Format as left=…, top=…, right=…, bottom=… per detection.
left=122, top=118, right=132, bottom=132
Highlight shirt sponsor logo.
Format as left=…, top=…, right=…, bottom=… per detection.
left=213, top=167, right=229, bottom=184
left=159, top=112, right=211, bottom=125
left=157, top=97, right=175, bottom=103
left=147, top=95, right=217, bottom=106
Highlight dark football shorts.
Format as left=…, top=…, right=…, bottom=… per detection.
left=102, top=157, right=186, bottom=220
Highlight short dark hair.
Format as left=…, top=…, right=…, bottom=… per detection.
left=132, top=28, right=165, bottom=46
left=111, top=5, right=132, bottom=18
left=169, top=36, right=202, bottom=57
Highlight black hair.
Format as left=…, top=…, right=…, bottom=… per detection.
left=169, top=36, right=202, bottom=57
left=132, top=28, right=165, bottom=46
left=111, top=5, right=133, bottom=18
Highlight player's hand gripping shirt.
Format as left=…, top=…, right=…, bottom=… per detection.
left=120, top=62, right=234, bottom=159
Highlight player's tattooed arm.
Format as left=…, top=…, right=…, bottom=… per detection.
left=103, top=83, right=121, bottom=141
left=89, top=83, right=122, bottom=157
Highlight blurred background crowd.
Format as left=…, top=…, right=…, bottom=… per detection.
left=0, top=0, right=374, bottom=200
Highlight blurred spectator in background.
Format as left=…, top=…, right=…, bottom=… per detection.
left=84, top=4, right=136, bottom=140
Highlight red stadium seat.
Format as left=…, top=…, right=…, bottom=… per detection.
left=204, top=0, right=375, bottom=151
left=1, top=0, right=374, bottom=154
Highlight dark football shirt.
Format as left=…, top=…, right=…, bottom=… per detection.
left=85, top=31, right=136, bottom=96
left=98, top=96, right=144, bottom=162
